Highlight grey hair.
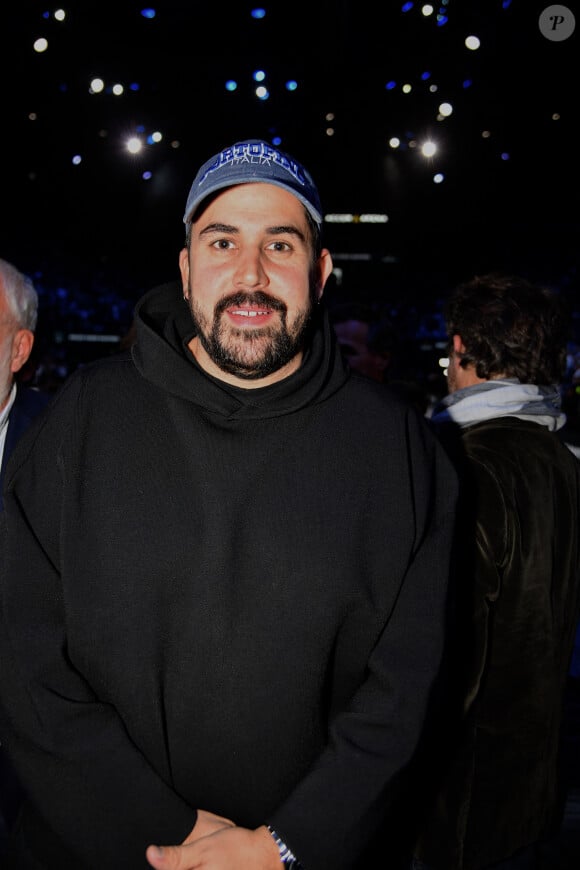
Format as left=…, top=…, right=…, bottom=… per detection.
left=0, top=258, right=39, bottom=331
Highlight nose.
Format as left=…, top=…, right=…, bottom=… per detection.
left=233, top=247, right=268, bottom=290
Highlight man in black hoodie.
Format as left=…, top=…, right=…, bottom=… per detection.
left=0, top=140, right=458, bottom=870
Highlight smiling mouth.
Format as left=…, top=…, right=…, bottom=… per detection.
left=229, top=308, right=271, bottom=317
left=225, top=304, right=278, bottom=327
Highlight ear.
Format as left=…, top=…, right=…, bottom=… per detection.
left=315, top=249, right=334, bottom=301
left=452, top=334, right=466, bottom=355
left=178, top=247, right=190, bottom=299
left=10, top=329, right=34, bottom=374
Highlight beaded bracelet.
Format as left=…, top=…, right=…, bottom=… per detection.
left=266, top=825, right=303, bottom=868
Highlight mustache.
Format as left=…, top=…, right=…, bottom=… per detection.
left=214, top=291, right=287, bottom=316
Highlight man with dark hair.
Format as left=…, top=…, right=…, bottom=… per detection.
left=413, top=272, right=580, bottom=870
left=444, top=273, right=569, bottom=391
left=0, top=140, right=458, bottom=869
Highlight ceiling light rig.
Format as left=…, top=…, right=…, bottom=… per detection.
left=222, top=70, right=301, bottom=103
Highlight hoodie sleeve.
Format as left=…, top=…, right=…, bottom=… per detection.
left=266, top=410, right=459, bottom=870
left=0, top=375, right=196, bottom=869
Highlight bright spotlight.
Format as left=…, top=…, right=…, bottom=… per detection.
left=126, top=137, right=143, bottom=155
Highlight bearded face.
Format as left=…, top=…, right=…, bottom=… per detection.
left=179, top=183, right=332, bottom=385
left=186, top=285, right=317, bottom=380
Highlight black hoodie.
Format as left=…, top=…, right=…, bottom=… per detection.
left=0, top=282, right=458, bottom=869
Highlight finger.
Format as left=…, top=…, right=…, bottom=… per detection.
left=146, top=844, right=195, bottom=869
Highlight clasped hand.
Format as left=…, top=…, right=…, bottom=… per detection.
left=145, top=808, right=282, bottom=869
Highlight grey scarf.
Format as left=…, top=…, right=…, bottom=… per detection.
left=431, top=378, right=566, bottom=431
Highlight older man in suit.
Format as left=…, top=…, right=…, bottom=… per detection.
left=0, top=257, right=50, bottom=853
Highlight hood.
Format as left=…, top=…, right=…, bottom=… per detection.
left=131, top=281, right=349, bottom=421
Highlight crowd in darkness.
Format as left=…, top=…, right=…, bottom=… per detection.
left=2, top=126, right=580, bottom=868
left=20, top=266, right=580, bottom=458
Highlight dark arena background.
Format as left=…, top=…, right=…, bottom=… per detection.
left=1, top=1, right=579, bottom=392
left=1, top=3, right=580, bottom=864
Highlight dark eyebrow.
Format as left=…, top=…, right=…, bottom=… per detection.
left=198, top=223, right=238, bottom=237
left=198, top=223, right=307, bottom=243
left=266, top=225, right=307, bottom=242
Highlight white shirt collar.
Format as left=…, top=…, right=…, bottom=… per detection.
left=0, top=383, right=17, bottom=468
left=0, top=383, right=17, bottom=434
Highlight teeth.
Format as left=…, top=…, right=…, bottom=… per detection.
left=232, top=309, right=269, bottom=317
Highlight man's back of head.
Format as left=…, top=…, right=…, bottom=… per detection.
left=445, top=272, right=569, bottom=386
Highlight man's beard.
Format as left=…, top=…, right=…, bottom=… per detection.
left=187, top=286, right=317, bottom=380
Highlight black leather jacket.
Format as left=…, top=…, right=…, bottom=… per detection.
left=415, top=416, right=580, bottom=870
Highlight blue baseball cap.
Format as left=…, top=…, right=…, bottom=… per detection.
left=183, top=139, right=323, bottom=226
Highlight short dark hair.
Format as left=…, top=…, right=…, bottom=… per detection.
left=445, top=272, right=569, bottom=384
